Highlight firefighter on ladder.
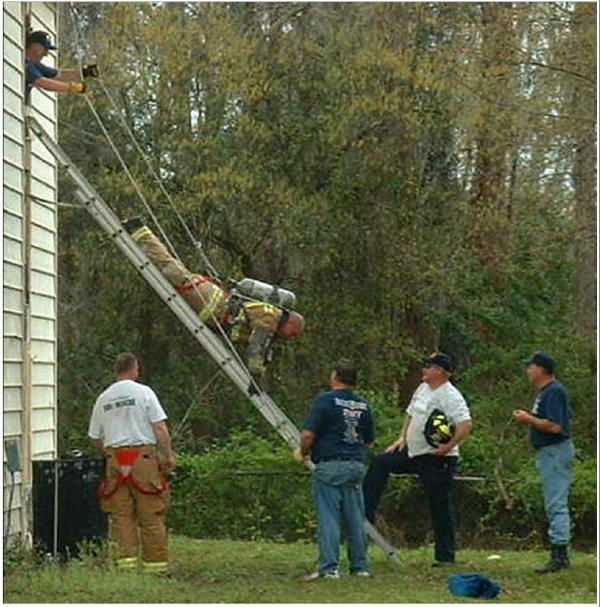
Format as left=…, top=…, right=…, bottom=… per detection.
left=88, top=352, right=175, bottom=574
left=123, top=219, right=305, bottom=386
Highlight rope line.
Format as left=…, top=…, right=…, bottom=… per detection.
left=172, top=370, right=223, bottom=441
left=66, top=3, right=265, bottom=397
left=68, top=2, right=218, bottom=277
left=96, top=77, right=220, bottom=278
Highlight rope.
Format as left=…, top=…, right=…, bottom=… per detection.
left=66, top=3, right=265, bottom=397
left=29, top=193, right=83, bottom=209
left=67, top=2, right=218, bottom=277
left=67, top=7, right=177, bottom=254
left=172, top=370, right=222, bottom=440
left=96, top=77, right=220, bottom=279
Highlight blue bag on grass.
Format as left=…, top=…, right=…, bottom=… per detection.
left=448, top=573, right=502, bottom=599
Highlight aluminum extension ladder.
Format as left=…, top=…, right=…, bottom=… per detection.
left=27, top=116, right=402, bottom=566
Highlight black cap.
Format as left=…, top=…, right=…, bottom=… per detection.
left=422, top=352, right=456, bottom=373
left=26, top=30, right=57, bottom=50
left=524, top=351, right=555, bottom=374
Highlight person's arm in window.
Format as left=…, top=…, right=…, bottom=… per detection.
left=34, top=76, right=76, bottom=92
left=57, top=68, right=81, bottom=81
left=30, top=63, right=84, bottom=92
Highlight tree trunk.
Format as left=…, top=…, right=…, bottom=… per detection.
left=571, top=3, right=597, bottom=335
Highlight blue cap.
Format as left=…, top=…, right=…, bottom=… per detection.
left=524, top=351, right=555, bottom=374
left=26, top=30, right=57, bottom=50
left=448, top=573, right=502, bottom=599
left=423, top=352, right=456, bottom=373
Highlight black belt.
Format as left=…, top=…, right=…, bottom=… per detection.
left=318, top=456, right=361, bottom=463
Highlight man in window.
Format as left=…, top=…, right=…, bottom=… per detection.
left=25, top=30, right=95, bottom=95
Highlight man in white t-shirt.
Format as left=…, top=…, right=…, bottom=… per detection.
left=362, top=352, right=472, bottom=566
left=89, top=352, right=176, bottom=574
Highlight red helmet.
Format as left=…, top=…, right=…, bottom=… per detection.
left=276, top=311, right=305, bottom=340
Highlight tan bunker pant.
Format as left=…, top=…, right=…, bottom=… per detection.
left=132, top=225, right=227, bottom=323
left=100, top=445, right=170, bottom=574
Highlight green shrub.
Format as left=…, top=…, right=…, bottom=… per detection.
left=168, top=387, right=595, bottom=548
left=169, top=430, right=315, bottom=541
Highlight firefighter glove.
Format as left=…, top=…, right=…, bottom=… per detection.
left=69, top=81, right=87, bottom=94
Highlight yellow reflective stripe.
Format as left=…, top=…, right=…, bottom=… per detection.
left=244, top=302, right=278, bottom=314
left=198, top=290, right=224, bottom=322
left=115, top=556, right=138, bottom=570
left=230, top=323, right=243, bottom=341
left=132, top=226, right=152, bottom=242
left=142, top=561, right=169, bottom=574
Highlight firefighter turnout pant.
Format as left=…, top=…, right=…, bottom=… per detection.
left=99, top=445, right=170, bottom=574
left=131, top=225, right=227, bottom=323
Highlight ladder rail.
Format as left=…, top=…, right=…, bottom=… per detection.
left=28, top=116, right=402, bottom=565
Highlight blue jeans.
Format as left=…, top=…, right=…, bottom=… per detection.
left=536, top=440, right=575, bottom=545
left=312, top=460, right=368, bottom=574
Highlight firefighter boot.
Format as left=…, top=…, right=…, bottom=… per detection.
left=535, top=544, right=571, bottom=574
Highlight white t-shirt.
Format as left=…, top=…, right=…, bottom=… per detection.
left=406, top=381, right=471, bottom=458
left=88, top=380, right=167, bottom=448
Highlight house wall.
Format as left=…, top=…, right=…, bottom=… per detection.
left=3, top=1, right=58, bottom=541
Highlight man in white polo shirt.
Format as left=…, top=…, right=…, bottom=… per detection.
left=362, top=352, right=472, bottom=566
left=89, top=352, right=176, bottom=574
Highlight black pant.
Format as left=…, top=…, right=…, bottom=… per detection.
left=362, top=446, right=458, bottom=562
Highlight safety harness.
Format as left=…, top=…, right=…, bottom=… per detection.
left=176, top=274, right=210, bottom=293
left=98, top=447, right=169, bottom=499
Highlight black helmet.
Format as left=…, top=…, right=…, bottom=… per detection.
left=424, top=408, right=455, bottom=447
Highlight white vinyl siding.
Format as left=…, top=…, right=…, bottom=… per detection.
left=3, top=1, right=25, bottom=538
left=28, top=3, right=58, bottom=461
left=3, top=1, right=58, bottom=540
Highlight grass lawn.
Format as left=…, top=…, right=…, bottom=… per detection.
left=3, top=535, right=597, bottom=603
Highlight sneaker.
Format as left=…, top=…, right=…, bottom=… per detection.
left=303, top=570, right=340, bottom=581
left=432, top=560, right=455, bottom=568
left=351, top=570, right=371, bottom=578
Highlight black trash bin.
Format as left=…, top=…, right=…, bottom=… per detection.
left=32, top=457, right=108, bottom=560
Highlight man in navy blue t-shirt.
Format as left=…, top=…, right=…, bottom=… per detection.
left=298, top=359, right=374, bottom=580
left=513, top=351, right=574, bottom=574
left=25, top=30, right=94, bottom=96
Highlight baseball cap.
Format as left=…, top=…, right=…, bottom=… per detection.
left=26, top=30, right=57, bottom=50
left=422, top=352, right=456, bottom=373
left=524, top=351, right=556, bottom=373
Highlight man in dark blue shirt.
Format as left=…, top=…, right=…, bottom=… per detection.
left=298, top=359, right=374, bottom=580
left=25, top=30, right=95, bottom=95
left=513, top=351, right=574, bottom=574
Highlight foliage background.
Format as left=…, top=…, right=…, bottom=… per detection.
left=55, top=2, right=596, bottom=546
